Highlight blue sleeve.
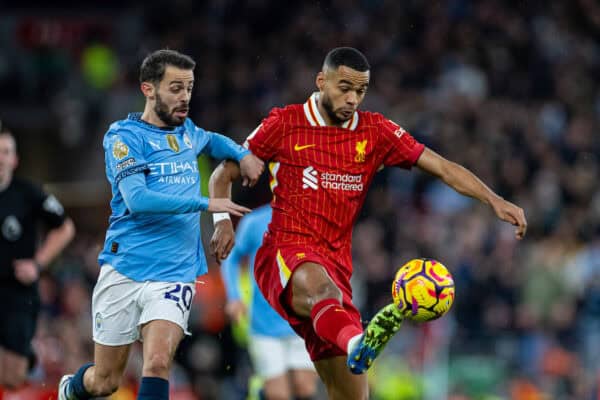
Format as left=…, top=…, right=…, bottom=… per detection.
left=118, top=173, right=209, bottom=214
left=204, top=130, right=250, bottom=162
left=221, top=215, right=253, bottom=301
left=105, top=129, right=149, bottom=185
left=185, top=119, right=249, bottom=161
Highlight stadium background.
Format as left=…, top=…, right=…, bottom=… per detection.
left=1, top=1, right=599, bottom=399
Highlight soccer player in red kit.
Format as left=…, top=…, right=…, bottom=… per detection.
left=209, top=47, right=527, bottom=399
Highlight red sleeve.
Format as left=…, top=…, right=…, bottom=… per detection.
left=379, top=117, right=425, bottom=169
left=244, top=108, right=283, bottom=161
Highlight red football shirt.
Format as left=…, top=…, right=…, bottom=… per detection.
left=246, top=93, right=425, bottom=251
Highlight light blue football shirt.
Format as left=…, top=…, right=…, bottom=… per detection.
left=98, top=113, right=249, bottom=282
left=221, top=205, right=297, bottom=337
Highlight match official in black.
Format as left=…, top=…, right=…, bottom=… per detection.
left=0, top=127, right=75, bottom=388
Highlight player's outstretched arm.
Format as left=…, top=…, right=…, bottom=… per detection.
left=208, top=160, right=242, bottom=262
left=416, top=147, right=527, bottom=239
left=119, top=173, right=250, bottom=216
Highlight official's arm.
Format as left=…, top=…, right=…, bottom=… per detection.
left=35, top=217, right=75, bottom=268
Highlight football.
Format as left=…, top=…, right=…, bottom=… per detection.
left=392, top=258, right=455, bottom=322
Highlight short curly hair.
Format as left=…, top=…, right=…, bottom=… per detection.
left=139, top=49, right=196, bottom=84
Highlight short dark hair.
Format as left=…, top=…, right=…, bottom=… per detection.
left=139, top=49, right=196, bottom=84
left=323, top=47, right=370, bottom=72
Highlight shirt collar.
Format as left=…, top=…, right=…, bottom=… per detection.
left=302, top=93, right=359, bottom=130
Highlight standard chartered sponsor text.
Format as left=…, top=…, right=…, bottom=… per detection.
left=320, top=172, right=363, bottom=191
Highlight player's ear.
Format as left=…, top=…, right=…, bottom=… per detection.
left=140, top=81, right=155, bottom=100
left=316, top=71, right=325, bottom=91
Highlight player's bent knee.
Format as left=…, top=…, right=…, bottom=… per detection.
left=304, top=280, right=342, bottom=306
left=316, top=282, right=342, bottom=302
left=143, top=352, right=171, bottom=377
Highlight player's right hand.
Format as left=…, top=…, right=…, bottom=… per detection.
left=210, top=219, right=235, bottom=264
left=489, top=196, right=528, bottom=239
left=225, top=300, right=248, bottom=323
left=239, top=153, right=264, bottom=187
left=208, top=198, right=251, bottom=217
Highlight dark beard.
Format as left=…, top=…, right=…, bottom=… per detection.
left=154, top=93, right=185, bottom=127
left=321, top=94, right=348, bottom=125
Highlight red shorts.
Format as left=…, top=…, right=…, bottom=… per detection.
left=254, top=238, right=362, bottom=361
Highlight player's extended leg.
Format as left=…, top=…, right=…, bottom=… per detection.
left=290, top=262, right=368, bottom=398
left=0, top=347, right=28, bottom=389
left=59, top=342, right=131, bottom=399
left=313, top=356, right=368, bottom=400
left=138, top=319, right=185, bottom=400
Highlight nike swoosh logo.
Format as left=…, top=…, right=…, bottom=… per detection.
left=294, top=143, right=316, bottom=151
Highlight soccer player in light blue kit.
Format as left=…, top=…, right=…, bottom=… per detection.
left=220, top=204, right=317, bottom=400
left=58, top=49, right=264, bottom=400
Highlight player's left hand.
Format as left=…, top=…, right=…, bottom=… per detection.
left=14, top=259, right=40, bottom=285
left=489, top=196, right=527, bottom=239
left=239, top=154, right=264, bottom=187
left=210, top=219, right=235, bottom=264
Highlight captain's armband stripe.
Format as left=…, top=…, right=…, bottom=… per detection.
left=115, top=164, right=149, bottom=184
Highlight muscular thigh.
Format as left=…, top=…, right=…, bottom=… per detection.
left=254, top=243, right=349, bottom=321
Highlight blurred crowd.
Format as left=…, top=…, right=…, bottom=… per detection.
left=1, top=0, right=599, bottom=399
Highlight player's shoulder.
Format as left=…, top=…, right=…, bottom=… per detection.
left=264, top=104, right=304, bottom=122
left=357, top=110, right=389, bottom=126
left=103, top=115, right=145, bottom=147
left=183, top=117, right=201, bottom=134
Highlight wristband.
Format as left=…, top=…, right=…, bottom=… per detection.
left=213, top=212, right=231, bottom=225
